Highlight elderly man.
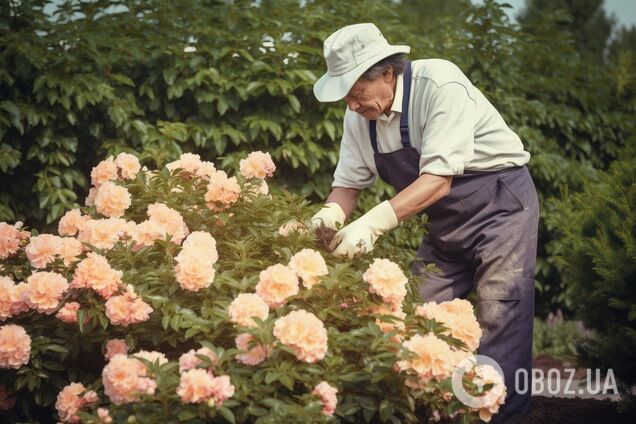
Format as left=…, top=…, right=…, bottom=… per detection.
left=311, top=23, right=539, bottom=423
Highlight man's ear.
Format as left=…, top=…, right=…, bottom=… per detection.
left=382, top=66, right=394, bottom=81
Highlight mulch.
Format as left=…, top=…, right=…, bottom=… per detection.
left=518, top=396, right=636, bottom=424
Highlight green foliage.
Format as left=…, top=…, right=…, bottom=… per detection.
left=1, top=0, right=633, bottom=314
left=549, top=145, right=636, bottom=394
left=532, top=311, right=584, bottom=361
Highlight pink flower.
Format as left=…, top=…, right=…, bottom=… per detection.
left=244, top=180, right=269, bottom=198
left=105, top=339, right=129, bottom=361
left=182, top=231, right=218, bottom=263
left=102, top=354, right=156, bottom=405
left=77, top=218, right=128, bottom=250
left=167, top=153, right=203, bottom=176
left=97, top=408, right=112, bottom=423
left=25, top=271, right=68, bottom=314
left=95, top=182, right=131, bottom=218
left=0, top=276, right=23, bottom=321
left=415, top=299, right=482, bottom=351
left=0, top=385, right=16, bottom=411
left=147, top=203, right=189, bottom=244
left=195, top=161, right=217, bottom=179
left=72, top=253, right=123, bottom=299
left=227, top=293, right=269, bottom=328
left=239, top=151, right=276, bottom=179
left=178, top=347, right=218, bottom=372
left=85, top=188, right=97, bottom=206
left=91, top=157, right=118, bottom=188
left=131, top=219, right=166, bottom=250
left=204, top=170, right=241, bottom=211
left=55, top=382, right=98, bottom=423
left=235, top=333, right=270, bottom=366
left=278, top=220, right=307, bottom=237
left=255, top=264, right=299, bottom=308
left=25, top=234, right=61, bottom=269
left=56, top=302, right=80, bottom=323
left=177, top=368, right=215, bottom=403
left=59, top=237, right=83, bottom=266
left=397, top=334, right=469, bottom=384
left=209, top=375, right=235, bottom=407
left=273, top=310, right=328, bottom=363
left=362, top=259, right=407, bottom=307
left=471, top=364, right=507, bottom=422
left=288, top=249, right=328, bottom=288
left=174, top=250, right=215, bottom=292
left=0, top=324, right=31, bottom=369
left=312, top=381, right=338, bottom=416
left=115, top=152, right=141, bottom=180
left=58, top=209, right=90, bottom=237
left=0, top=222, right=25, bottom=259
left=132, top=350, right=168, bottom=367
left=105, top=286, right=152, bottom=327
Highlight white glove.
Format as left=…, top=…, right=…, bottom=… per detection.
left=329, top=200, right=398, bottom=258
left=311, top=202, right=346, bottom=230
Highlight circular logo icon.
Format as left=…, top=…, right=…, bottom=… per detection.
left=451, top=354, right=506, bottom=408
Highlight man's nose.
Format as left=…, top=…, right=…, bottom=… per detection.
left=346, top=99, right=360, bottom=111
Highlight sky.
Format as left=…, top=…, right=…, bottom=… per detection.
left=475, top=0, right=636, bottom=28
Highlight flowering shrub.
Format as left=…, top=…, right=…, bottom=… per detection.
left=0, top=151, right=504, bottom=423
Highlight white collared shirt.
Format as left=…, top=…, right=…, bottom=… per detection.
left=332, top=58, right=531, bottom=189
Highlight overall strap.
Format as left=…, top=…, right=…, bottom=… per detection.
left=369, top=61, right=412, bottom=154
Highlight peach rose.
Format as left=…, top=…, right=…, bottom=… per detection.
left=115, top=152, right=141, bottom=180
left=255, top=264, right=299, bottom=308
left=97, top=408, right=112, bottom=423
left=471, top=364, right=507, bottom=422
left=208, top=375, right=235, bottom=407
left=0, top=276, right=21, bottom=321
left=25, top=234, right=61, bottom=269
left=235, top=333, right=270, bottom=366
left=105, top=286, right=153, bottom=327
left=227, top=293, right=269, bottom=328
left=72, top=253, right=123, bottom=299
left=102, top=354, right=156, bottom=405
left=147, top=203, right=189, bottom=244
left=95, top=182, right=131, bottom=218
left=181, top=231, right=218, bottom=263
left=273, top=309, right=328, bottom=363
left=91, top=157, right=118, bottom=188
left=55, top=382, right=98, bottom=423
left=85, top=188, right=97, bottom=206
left=178, top=347, right=218, bottom=372
left=239, top=151, right=276, bottom=179
left=362, top=258, right=408, bottom=307
left=174, top=251, right=215, bottom=292
left=244, top=179, right=269, bottom=198
left=397, top=334, right=468, bottom=384
left=77, top=218, right=128, bottom=250
left=105, top=339, right=129, bottom=361
left=288, top=248, right=328, bottom=288
left=204, top=170, right=241, bottom=211
left=0, top=324, right=31, bottom=369
left=59, top=237, right=83, bottom=266
left=25, top=271, right=68, bottom=314
left=132, top=350, right=168, bottom=367
left=416, top=299, right=482, bottom=351
left=312, top=381, right=338, bottom=416
left=0, top=222, right=24, bottom=259
left=177, top=368, right=215, bottom=403
left=166, top=153, right=203, bottom=176
left=58, top=209, right=90, bottom=237
left=278, top=220, right=307, bottom=237
left=195, top=161, right=217, bottom=180
left=56, top=302, right=80, bottom=323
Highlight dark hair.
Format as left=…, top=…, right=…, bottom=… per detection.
left=360, top=53, right=408, bottom=80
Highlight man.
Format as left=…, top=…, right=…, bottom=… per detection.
left=311, top=23, right=539, bottom=423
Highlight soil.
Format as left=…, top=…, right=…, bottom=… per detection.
left=518, top=396, right=636, bottom=424
left=314, top=225, right=337, bottom=251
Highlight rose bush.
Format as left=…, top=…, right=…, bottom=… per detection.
left=0, top=151, right=504, bottom=423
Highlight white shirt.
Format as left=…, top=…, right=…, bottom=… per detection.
left=332, top=58, right=531, bottom=190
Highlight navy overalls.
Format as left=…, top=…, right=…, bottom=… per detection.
left=370, top=62, right=539, bottom=423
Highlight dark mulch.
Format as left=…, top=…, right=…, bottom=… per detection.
left=518, top=396, right=636, bottom=424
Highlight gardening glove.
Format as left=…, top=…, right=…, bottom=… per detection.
left=311, top=202, right=346, bottom=230
left=329, top=200, right=398, bottom=258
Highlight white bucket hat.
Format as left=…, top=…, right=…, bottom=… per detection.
left=313, top=23, right=410, bottom=102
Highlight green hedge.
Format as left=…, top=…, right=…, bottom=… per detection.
left=1, top=0, right=633, bottom=314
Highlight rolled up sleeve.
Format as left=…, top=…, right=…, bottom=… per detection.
left=332, top=112, right=376, bottom=189
left=419, top=82, right=476, bottom=176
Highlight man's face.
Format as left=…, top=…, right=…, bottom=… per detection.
left=344, top=69, right=396, bottom=120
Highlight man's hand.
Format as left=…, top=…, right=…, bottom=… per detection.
left=329, top=200, right=398, bottom=258
left=310, top=202, right=346, bottom=230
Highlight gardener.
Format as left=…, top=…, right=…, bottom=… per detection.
left=311, top=23, right=539, bottom=423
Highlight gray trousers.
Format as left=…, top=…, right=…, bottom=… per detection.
left=413, top=166, right=539, bottom=423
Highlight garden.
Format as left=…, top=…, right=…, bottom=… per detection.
left=0, top=0, right=635, bottom=423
